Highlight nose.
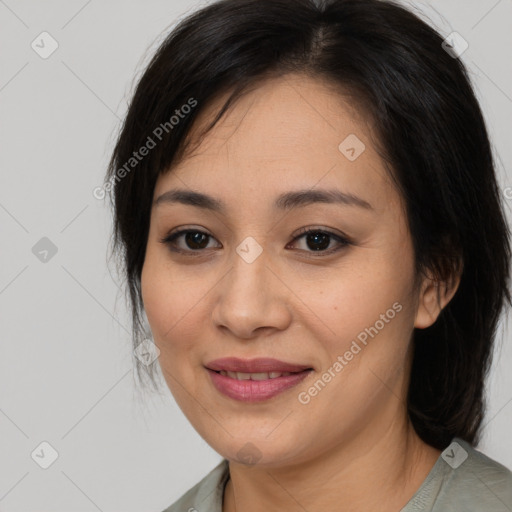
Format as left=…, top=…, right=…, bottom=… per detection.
left=211, top=245, right=293, bottom=339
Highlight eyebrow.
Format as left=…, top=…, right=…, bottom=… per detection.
left=153, top=188, right=373, bottom=212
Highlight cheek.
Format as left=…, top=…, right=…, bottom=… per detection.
left=294, top=247, right=416, bottom=368
left=141, top=247, right=184, bottom=349
left=292, top=271, right=415, bottom=428
left=140, top=253, right=209, bottom=405
left=140, top=248, right=215, bottom=359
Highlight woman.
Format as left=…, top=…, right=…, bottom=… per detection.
left=104, top=0, right=512, bottom=510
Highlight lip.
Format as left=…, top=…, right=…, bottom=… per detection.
left=205, top=357, right=313, bottom=373
left=206, top=368, right=312, bottom=402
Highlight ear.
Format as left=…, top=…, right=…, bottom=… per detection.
left=414, top=266, right=462, bottom=329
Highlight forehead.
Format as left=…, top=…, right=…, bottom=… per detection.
left=155, top=74, right=397, bottom=213
left=181, top=74, right=371, bottom=161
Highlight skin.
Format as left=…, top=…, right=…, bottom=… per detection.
left=141, top=74, right=460, bottom=512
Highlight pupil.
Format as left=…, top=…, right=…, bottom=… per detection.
left=186, top=232, right=208, bottom=249
left=307, top=232, right=329, bottom=251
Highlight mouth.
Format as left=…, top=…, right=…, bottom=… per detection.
left=204, top=357, right=313, bottom=402
left=205, top=356, right=313, bottom=374
left=212, top=370, right=304, bottom=380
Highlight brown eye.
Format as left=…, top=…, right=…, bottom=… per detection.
left=183, top=231, right=210, bottom=249
left=160, top=227, right=350, bottom=257
left=160, top=229, right=221, bottom=253
left=304, top=232, right=331, bottom=251
left=288, top=228, right=351, bottom=255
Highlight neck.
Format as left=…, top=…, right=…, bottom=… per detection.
left=223, top=417, right=440, bottom=512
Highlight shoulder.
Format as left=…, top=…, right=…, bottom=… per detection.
left=405, top=438, right=512, bottom=511
left=160, top=459, right=230, bottom=512
left=446, top=438, right=512, bottom=499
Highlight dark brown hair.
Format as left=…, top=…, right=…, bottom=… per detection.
left=105, top=0, right=511, bottom=450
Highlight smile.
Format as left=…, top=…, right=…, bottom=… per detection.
left=218, top=370, right=294, bottom=380
left=206, top=368, right=312, bottom=402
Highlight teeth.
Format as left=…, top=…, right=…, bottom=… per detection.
left=228, top=371, right=249, bottom=380
left=219, top=370, right=293, bottom=380
left=251, top=372, right=270, bottom=381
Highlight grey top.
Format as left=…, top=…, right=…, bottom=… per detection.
left=162, top=438, right=512, bottom=511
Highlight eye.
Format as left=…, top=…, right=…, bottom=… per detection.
left=160, top=226, right=351, bottom=256
left=287, top=227, right=351, bottom=255
left=160, top=228, right=221, bottom=254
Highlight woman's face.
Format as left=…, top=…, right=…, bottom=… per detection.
left=141, top=74, right=435, bottom=466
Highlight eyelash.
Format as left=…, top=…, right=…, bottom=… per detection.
left=159, top=226, right=351, bottom=257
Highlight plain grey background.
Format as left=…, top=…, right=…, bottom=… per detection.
left=0, top=0, right=511, bottom=510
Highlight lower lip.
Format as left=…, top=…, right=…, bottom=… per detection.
left=206, top=368, right=312, bottom=402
